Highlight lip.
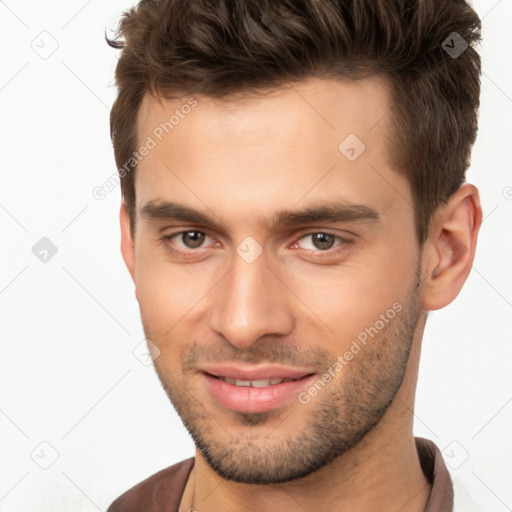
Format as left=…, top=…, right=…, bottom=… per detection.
left=200, top=363, right=314, bottom=381
left=200, top=364, right=316, bottom=414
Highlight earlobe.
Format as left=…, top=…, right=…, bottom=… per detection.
left=120, top=200, right=137, bottom=284
left=421, top=184, right=482, bottom=311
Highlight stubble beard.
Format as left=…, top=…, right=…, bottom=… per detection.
left=148, top=276, right=422, bottom=485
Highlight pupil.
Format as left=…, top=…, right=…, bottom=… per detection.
left=313, top=233, right=334, bottom=250
left=183, top=231, right=204, bottom=248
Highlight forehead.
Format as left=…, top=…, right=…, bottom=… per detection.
left=134, top=77, right=410, bottom=228
left=137, top=76, right=391, bottom=150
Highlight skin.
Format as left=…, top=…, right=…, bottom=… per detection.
left=120, top=77, right=482, bottom=511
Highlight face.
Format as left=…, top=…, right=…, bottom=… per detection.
left=124, top=77, right=423, bottom=484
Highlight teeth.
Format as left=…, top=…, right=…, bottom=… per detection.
left=251, top=379, right=272, bottom=388
left=221, top=377, right=287, bottom=387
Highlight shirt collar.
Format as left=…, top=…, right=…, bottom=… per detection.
left=416, top=437, right=454, bottom=511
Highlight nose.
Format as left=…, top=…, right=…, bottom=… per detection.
left=209, top=249, right=295, bottom=349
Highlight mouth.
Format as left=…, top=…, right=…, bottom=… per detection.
left=213, top=376, right=301, bottom=387
left=199, top=364, right=316, bottom=414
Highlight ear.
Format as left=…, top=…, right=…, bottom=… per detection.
left=120, top=200, right=136, bottom=286
left=421, top=183, right=482, bottom=311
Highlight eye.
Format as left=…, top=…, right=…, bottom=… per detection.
left=294, top=232, right=352, bottom=252
left=163, top=230, right=214, bottom=252
left=160, top=229, right=353, bottom=259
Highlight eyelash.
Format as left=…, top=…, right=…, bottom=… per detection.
left=160, top=230, right=353, bottom=259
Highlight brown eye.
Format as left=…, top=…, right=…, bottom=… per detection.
left=161, top=230, right=216, bottom=257
left=297, top=232, right=340, bottom=251
left=311, top=233, right=336, bottom=250
left=181, top=231, right=205, bottom=248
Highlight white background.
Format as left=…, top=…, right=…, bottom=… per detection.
left=0, top=1, right=510, bottom=510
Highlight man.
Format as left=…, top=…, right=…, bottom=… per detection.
left=106, top=0, right=482, bottom=510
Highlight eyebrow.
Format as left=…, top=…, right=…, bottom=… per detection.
left=140, top=199, right=380, bottom=232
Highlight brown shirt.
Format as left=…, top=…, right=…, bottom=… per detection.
left=107, top=437, right=453, bottom=511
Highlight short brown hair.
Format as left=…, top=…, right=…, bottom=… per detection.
left=107, top=0, right=482, bottom=243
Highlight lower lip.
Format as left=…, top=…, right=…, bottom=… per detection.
left=202, top=373, right=315, bottom=414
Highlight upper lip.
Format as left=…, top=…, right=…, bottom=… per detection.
left=200, top=363, right=315, bottom=381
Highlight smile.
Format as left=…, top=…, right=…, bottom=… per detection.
left=199, top=364, right=316, bottom=414
left=218, top=377, right=299, bottom=387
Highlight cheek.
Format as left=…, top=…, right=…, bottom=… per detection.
left=134, top=245, right=216, bottom=336
left=135, top=244, right=178, bottom=328
left=286, top=244, right=417, bottom=348
left=135, top=267, right=201, bottom=370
